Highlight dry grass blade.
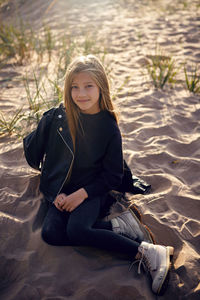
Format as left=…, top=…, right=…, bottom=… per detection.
left=47, top=78, right=63, bottom=106
left=146, top=54, right=177, bottom=89
left=43, top=24, right=54, bottom=62
left=184, top=65, right=200, bottom=94
left=0, top=108, right=24, bottom=135
left=0, top=21, right=33, bottom=64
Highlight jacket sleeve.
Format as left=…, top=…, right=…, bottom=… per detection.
left=23, top=108, right=55, bottom=170
left=83, top=130, right=124, bottom=198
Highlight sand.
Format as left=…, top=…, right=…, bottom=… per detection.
left=0, top=0, right=200, bottom=299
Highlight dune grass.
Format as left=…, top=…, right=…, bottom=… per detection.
left=0, top=17, right=198, bottom=137
left=184, top=64, right=200, bottom=94
left=0, top=21, right=33, bottom=64
left=43, top=25, right=55, bottom=62
left=0, top=21, right=57, bottom=64
left=0, top=108, right=24, bottom=136
left=0, top=21, right=107, bottom=136
left=112, top=76, right=130, bottom=101
left=47, top=77, right=63, bottom=106
left=0, top=19, right=105, bottom=67
left=23, top=71, right=47, bottom=124
left=146, top=47, right=178, bottom=89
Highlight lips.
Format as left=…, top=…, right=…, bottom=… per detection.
left=77, top=99, right=89, bottom=102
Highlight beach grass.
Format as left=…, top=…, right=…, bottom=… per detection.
left=0, top=108, right=24, bottom=136
left=0, top=21, right=34, bottom=64
left=56, top=38, right=76, bottom=78
left=146, top=50, right=178, bottom=89
left=23, top=72, right=45, bottom=109
left=112, top=76, right=130, bottom=101
left=0, top=18, right=108, bottom=137
left=43, top=24, right=55, bottom=62
left=47, top=77, right=63, bottom=106
left=0, top=19, right=105, bottom=66
left=22, top=69, right=55, bottom=125
left=184, top=64, right=200, bottom=94
left=0, top=21, right=55, bottom=64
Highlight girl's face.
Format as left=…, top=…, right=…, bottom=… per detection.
left=71, top=72, right=100, bottom=114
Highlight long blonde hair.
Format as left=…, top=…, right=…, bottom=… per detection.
left=63, top=54, right=118, bottom=151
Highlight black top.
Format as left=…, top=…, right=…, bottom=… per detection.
left=61, top=110, right=123, bottom=198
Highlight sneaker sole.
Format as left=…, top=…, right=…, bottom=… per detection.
left=156, top=246, right=174, bottom=295
left=128, top=208, right=155, bottom=244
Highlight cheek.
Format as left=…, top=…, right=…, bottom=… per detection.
left=93, top=87, right=100, bottom=99
left=71, top=89, right=76, bottom=100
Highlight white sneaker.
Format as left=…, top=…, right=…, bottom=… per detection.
left=111, top=210, right=153, bottom=243
left=137, top=241, right=174, bottom=295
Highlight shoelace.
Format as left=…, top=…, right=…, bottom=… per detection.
left=129, top=248, right=151, bottom=274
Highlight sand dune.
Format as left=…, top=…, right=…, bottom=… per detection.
left=0, top=0, right=200, bottom=299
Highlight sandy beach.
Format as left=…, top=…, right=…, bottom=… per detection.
left=0, top=0, right=200, bottom=299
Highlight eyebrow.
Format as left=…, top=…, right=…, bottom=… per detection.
left=72, top=81, right=94, bottom=84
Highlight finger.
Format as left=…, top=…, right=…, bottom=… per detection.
left=59, top=202, right=64, bottom=211
left=55, top=201, right=60, bottom=207
left=68, top=204, right=75, bottom=212
left=58, top=197, right=66, bottom=208
left=58, top=193, right=67, bottom=201
left=65, top=205, right=71, bottom=212
left=56, top=194, right=65, bottom=202
left=59, top=202, right=65, bottom=210
left=64, top=205, right=70, bottom=212
left=55, top=202, right=63, bottom=212
left=57, top=196, right=63, bottom=203
left=61, top=201, right=69, bottom=210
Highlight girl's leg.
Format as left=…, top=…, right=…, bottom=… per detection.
left=41, top=204, right=70, bottom=246
left=94, top=212, right=153, bottom=244
left=67, top=196, right=139, bottom=258
left=93, top=219, right=112, bottom=230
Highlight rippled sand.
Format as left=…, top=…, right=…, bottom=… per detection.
left=0, top=0, right=200, bottom=299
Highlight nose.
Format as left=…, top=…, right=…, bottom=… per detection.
left=78, top=88, right=87, bottom=97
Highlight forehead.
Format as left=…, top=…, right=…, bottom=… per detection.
left=72, top=71, right=95, bottom=83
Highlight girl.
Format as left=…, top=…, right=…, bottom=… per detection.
left=23, top=55, right=174, bottom=295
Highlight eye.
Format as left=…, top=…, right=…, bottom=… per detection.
left=86, top=84, right=93, bottom=88
left=71, top=85, right=78, bottom=89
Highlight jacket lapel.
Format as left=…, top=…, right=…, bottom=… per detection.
left=56, top=104, right=74, bottom=154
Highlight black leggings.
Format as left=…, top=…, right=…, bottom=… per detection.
left=41, top=196, right=140, bottom=259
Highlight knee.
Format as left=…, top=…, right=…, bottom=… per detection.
left=67, top=222, right=88, bottom=245
left=41, top=224, right=57, bottom=245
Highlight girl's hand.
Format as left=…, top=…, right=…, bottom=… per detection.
left=54, top=193, right=68, bottom=211
left=60, top=188, right=88, bottom=212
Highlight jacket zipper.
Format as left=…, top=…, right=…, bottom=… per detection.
left=40, top=153, right=46, bottom=172
left=56, top=129, right=75, bottom=198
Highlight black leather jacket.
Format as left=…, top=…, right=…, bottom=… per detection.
left=23, top=104, right=151, bottom=203
left=24, top=104, right=76, bottom=202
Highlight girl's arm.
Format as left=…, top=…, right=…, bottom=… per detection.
left=23, top=108, right=55, bottom=170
